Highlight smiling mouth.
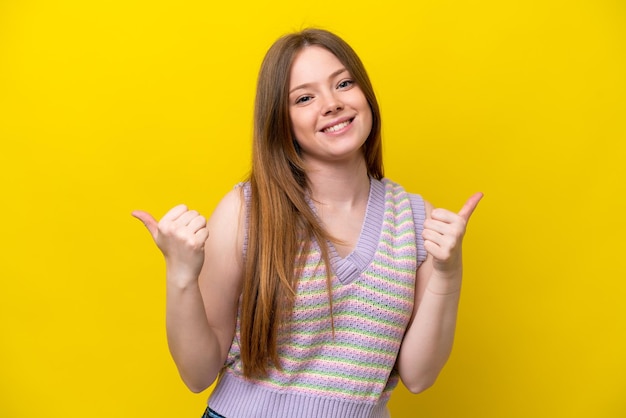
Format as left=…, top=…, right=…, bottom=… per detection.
left=323, top=118, right=353, bottom=133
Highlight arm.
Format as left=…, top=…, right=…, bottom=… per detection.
left=132, top=188, right=245, bottom=393
left=396, top=192, right=482, bottom=394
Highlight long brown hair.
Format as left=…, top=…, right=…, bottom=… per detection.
left=240, top=28, right=384, bottom=378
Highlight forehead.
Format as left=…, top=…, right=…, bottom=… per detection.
left=289, top=46, right=345, bottom=87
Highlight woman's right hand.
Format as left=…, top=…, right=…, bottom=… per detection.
left=132, top=205, right=210, bottom=286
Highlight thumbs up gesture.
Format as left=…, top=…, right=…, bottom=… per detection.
left=422, top=193, right=483, bottom=274
left=132, top=204, right=210, bottom=284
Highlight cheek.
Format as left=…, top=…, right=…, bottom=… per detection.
left=289, top=109, right=314, bottom=136
left=353, top=92, right=373, bottom=130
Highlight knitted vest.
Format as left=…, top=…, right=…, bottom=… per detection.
left=209, top=178, right=427, bottom=418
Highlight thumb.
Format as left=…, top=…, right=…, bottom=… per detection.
left=457, top=192, right=484, bottom=223
left=131, top=210, right=159, bottom=238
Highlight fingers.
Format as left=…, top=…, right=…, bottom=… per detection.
left=186, top=214, right=208, bottom=234
left=173, top=209, right=203, bottom=229
left=194, top=225, right=210, bottom=246
left=422, top=215, right=461, bottom=259
left=422, top=227, right=456, bottom=259
left=132, top=204, right=208, bottom=240
left=161, top=206, right=207, bottom=236
left=425, top=192, right=483, bottom=237
left=182, top=214, right=210, bottom=244
left=422, top=192, right=483, bottom=266
left=457, top=192, right=483, bottom=222
left=161, top=204, right=190, bottom=223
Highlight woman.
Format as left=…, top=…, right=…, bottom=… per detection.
left=133, top=28, right=482, bottom=418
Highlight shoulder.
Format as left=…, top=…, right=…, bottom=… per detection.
left=212, top=186, right=245, bottom=220
left=206, top=186, right=246, bottom=257
left=379, top=178, right=434, bottom=221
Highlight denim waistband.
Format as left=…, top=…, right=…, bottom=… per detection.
left=202, top=407, right=226, bottom=418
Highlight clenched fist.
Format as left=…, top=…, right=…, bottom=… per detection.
left=132, top=204, right=210, bottom=285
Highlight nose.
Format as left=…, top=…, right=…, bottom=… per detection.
left=321, top=92, right=344, bottom=115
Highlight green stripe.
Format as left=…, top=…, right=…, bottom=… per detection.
left=283, top=340, right=397, bottom=361
left=285, top=324, right=404, bottom=339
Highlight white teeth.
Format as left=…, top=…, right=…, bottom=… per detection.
left=324, top=120, right=350, bottom=133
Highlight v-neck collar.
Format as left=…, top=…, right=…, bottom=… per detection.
left=312, top=178, right=385, bottom=285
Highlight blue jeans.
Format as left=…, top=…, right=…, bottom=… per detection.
left=202, top=407, right=225, bottom=418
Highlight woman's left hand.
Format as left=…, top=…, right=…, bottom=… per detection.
left=422, top=192, right=483, bottom=274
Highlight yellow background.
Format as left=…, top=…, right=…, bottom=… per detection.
left=1, top=0, right=625, bottom=417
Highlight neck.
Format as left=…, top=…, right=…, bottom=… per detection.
left=305, top=158, right=371, bottom=209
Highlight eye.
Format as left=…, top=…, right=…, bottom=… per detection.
left=295, top=95, right=312, bottom=104
left=337, top=79, right=354, bottom=89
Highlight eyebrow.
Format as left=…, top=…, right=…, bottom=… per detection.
left=289, top=68, right=348, bottom=95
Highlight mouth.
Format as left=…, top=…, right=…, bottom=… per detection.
left=322, top=118, right=354, bottom=134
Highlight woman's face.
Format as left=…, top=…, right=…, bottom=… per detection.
left=288, top=46, right=372, bottom=166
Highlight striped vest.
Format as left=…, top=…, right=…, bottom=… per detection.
left=209, top=178, right=427, bottom=418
